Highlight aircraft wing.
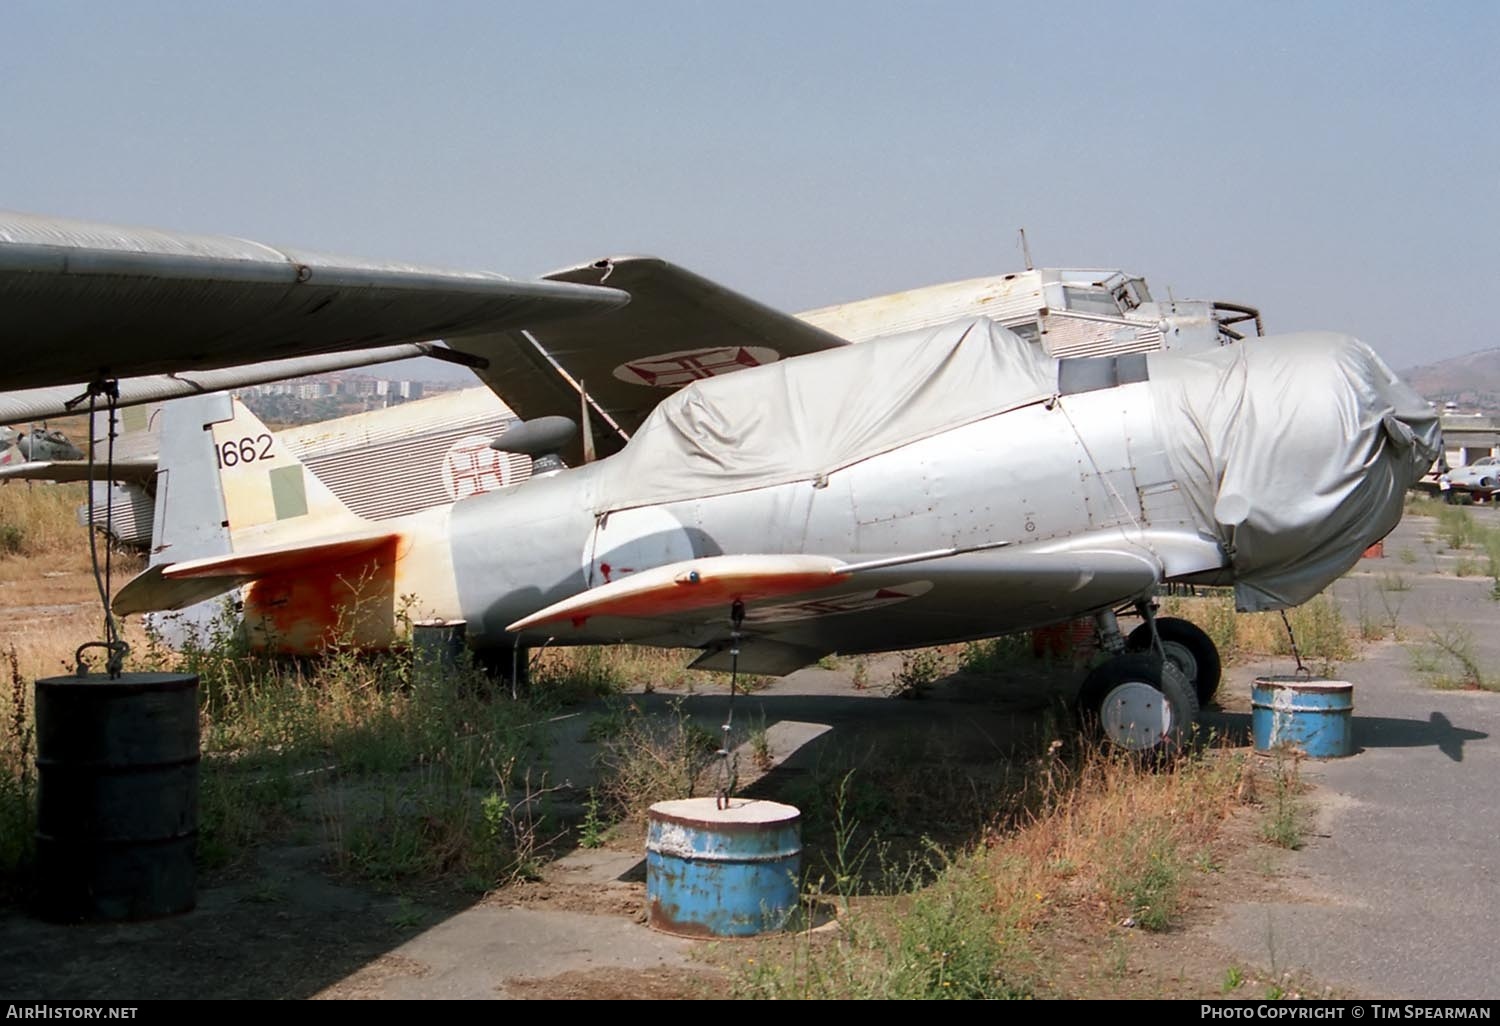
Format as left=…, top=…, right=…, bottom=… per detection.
left=0, top=457, right=157, bottom=484
left=0, top=210, right=627, bottom=391
left=0, top=341, right=474, bottom=426
left=506, top=546, right=1162, bottom=676
left=450, top=257, right=850, bottom=461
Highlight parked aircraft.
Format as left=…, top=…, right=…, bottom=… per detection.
left=0, top=425, right=84, bottom=466
left=0, top=209, right=1440, bottom=753
left=113, top=320, right=1438, bottom=753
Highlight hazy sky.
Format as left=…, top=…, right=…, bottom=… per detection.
left=3, top=2, right=1495, bottom=373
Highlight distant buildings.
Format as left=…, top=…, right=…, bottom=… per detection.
left=237, top=375, right=427, bottom=405
left=234, top=373, right=444, bottom=426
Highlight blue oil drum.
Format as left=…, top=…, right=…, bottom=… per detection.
left=1252, top=676, right=1354, bottom=758
left=34, top=672, right=199, bottom=921
left=646, top=797, right=801, bottom=937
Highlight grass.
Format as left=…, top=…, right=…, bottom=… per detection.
left=734, top=738, right=1273, bottom=999
left=591, top=697, right=721, bottom=827
left=1260, top=752, right=1307, bottom=850
left=884, top=647, right=950, bottom=699
left=0, top=649, right=36, bottom=902
left=957, top=633, right=1038, bottom=674
left=1409, top=625, right=1493, bottom=691
left=532, top=644, right=771, bottom=698
left=1354, top=573, right=1412, bottom=642
left=1437, top=506, right=1477, bottom=551
left=577, top=789, right=608, bottom=849
left=1159, top=593, right=1352, bottom=672
left=735, top=847, right=1029, bottom=1000
left=0, top=575, right=567, bottom=898
left=0, top=483, right=93, bottom=565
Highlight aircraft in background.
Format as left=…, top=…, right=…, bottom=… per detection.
left=0, top=424, right=84, bottom=467
left=1, top=388, right=528, bottom=549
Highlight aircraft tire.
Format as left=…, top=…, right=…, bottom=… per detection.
left=1126, top=617, right=1222, bottom=705
left=1077, top=653, right=1198, bottom=756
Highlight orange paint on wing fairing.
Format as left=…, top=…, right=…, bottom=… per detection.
left=242, top=536, right=402, bottom=654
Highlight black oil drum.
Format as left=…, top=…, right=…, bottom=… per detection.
left=34, top=672, right=199, bottom=921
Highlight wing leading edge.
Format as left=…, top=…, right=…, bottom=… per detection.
left=0, top=210, right=628, bottom=391
left=507, top=546, right=1163, bottom=675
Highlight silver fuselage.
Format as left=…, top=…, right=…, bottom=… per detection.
left=449, top=380, right=1213, bottom=653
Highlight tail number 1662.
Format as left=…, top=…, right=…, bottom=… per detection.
left=216, top=434, right=275, bottom=469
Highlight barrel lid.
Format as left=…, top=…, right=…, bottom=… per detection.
left=1253, top=675, right=1352, bottom=693
left=649, top=797, right=800, bottom=829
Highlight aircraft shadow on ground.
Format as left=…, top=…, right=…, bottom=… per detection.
left=600, top=679, right=1081, bottom=900
left=2, top=676, right=1076, bottom=999
left=1204, top=709, right=1487, bottom=763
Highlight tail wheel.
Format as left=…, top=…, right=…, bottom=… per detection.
left=1077, top=653, right=1198, bottom=754
left=1127, top=616, right=1222, bottom=705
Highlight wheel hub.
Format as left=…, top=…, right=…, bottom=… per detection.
left=1161, top=640, right=1199, bottom=686
left=1100, top=681, right=1173, bottom=750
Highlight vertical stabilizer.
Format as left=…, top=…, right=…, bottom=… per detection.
left=204, top=396, right=363, bottom=548
left=151, top=394, right=234, bottom=569
left=144, top=393, right=367, bottom=648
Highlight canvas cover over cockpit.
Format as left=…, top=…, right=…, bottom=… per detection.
left=591, top=318, right=1058, bottom=513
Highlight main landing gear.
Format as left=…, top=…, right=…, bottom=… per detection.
left=1076, top=602, right=1221, bottom=754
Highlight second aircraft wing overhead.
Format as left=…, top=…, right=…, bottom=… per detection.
left=0, top=210, right=628, bottom=391
left=449, top=257, right=851, bottom=461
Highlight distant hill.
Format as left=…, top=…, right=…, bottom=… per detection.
left=1400, top=348, right=1500, bottom=412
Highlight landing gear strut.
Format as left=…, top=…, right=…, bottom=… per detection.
left=1126, top=616, right=1222, bottom=705
left=476, top=643, right=531, bottom=695
left=1076, top=603, right=1204, bottom=754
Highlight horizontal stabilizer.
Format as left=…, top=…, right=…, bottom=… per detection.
left=507, top=554, right=850, bottom=632
left=113, top=529, right=398, bottom=614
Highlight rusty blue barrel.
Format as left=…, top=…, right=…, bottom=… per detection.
left=1252, top=676, right=1354, bottom=758
left=34, top=672, right=199, bottom=921
left=646, top=797, right=801, bottom=937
